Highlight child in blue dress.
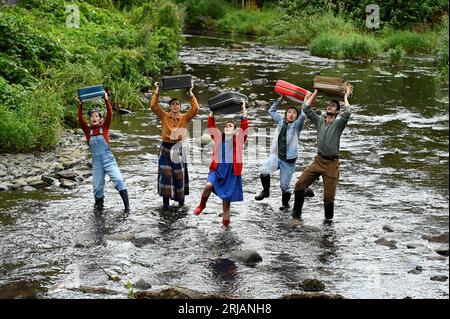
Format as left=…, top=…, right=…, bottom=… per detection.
left=193, top=99, right=249, bottom=227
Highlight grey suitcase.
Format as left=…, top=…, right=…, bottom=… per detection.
left=208, top=91, right=248, bottom=115
left=161, top=74, right=192, bottom=90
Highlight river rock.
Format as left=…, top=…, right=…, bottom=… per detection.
left=402, top=145, right=416, bottom=153
left=131, top=237, right=157, bottom=248
left=56, top=170, right=78, bottom=181
left=32, top=162, right=53, bottom=171
left=281, top=292, right=344, bottom=299
left=62, top=160, right=81, bottom=169
left=229, top=250, right=262, bottom=265
left=382, top=225, right=394, bottom=232
left=118, top=108, right=133, bottom=115
left=374, top=238, right=397, bottom=249
left=68, top=286, right=118, bottom=295
left=133, top=279, right=152, bottom=290
left=28, top=179, right=49, bottom=189
left=422, top=232, right=449, bottom=243
left=107, top=232, right=136, bottom=241
left=53, top=164, right=64, bottom=172
left=304, top=187, right=315, bottom=197
left=408, top=266, right=423, bottom=274
left=251, top=78, right=268, bottom=86
left=254, top=100, right=269, bottom=107
left=430, top=275, right=448, bottom=282
left=21, top=186, right=36, bottom=192
left=300, top=279, right=326, bottom=292
left=0, top=184, right=9, bottom=192
left=60, top=179, right=76, bottom=189
left=249, top=93, right=258, bottom=100
left=135, top=286, right=231, bottom=299
left=406, top=243, right=421, bottom=249
left=435, top=245, right=449, bottom=256
left=41, top=175, right=57, bottom=185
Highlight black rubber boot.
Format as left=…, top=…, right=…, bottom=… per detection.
left=255, top=174, right=270, bottom=200
left=279, top=192, right=291, bottom=210
left=163, top=196, right=170, bottom=209
left=94, top=197, right=104, bottom=212
left=119, top=189, right=130, bottom=212
left=291, top=190, right=305, bottom=219
left=324, top=202, right=334, bottom=220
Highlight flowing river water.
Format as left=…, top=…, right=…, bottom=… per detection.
left=0, top=34, right=448, bottom=299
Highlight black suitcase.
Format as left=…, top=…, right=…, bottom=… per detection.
left=208, top=91, right=248, bottom=115
left=161, top=74, right=192, bottom=90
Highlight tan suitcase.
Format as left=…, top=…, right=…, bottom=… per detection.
left=313, top=76, right=353, bottom=97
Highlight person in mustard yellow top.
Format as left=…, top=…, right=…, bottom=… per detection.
left=151, top=81, right=199, bottom=209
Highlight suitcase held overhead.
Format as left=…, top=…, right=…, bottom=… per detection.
left=313, top=76, right=353, bottom=97
left=77, top=85, right=105, bottom=102
left=160, top=74, right=193, bottom=90
left=208, top=91, right=248, bottom=115
left=274, top=80, right=311, bottom=103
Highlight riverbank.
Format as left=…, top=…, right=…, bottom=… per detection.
left=0, top=0, right=183, bottom=153
left=182, top=2, right=448, bottom=80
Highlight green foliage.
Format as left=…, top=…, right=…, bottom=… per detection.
left=278, top=0, right=449, bottom=29
left=0, top=13, right=67, bottom=84
left=183, top=0, right=228, bottom=30
left=0, top=0, right=183, bottom=152
left=0, top=85, right=63, bottom=153
left=125, top=282, right=137, bottom=299
left=216, top=7, right=282, bottom=36
left=310, top=32, right=381, bottom=60
left=387, top=47, right=405, bottom=65
left=380, top=28, right=437, bottom=53
left=434, top=16, right=449, bottom=83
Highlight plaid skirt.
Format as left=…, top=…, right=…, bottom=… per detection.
left=157, top=142, right=189, bottom=202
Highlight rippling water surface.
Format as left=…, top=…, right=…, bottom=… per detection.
left=0, top=34, right=448, bottom=299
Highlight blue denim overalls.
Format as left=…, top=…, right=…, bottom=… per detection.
left=89, top=127, right=126, bottom=199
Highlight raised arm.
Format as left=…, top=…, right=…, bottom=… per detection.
left=268, top=95, right=283, bottom=124
left=76, top=97, right=90, bottom=136
left=103, top=92, right=112, bottom=129
left=184, top=82, right=199, bottom=121
left=303, top=89, right=320, bottom=126
left=207, top=111, right=221, bottom=142
left=150, top=82, right=167, bottom=119
left=337, top=85, right=352, bottom=124
left=238, top=98, right=249, bottom=143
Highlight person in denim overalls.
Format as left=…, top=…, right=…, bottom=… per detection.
left=77, top=92, right=130, bottom=212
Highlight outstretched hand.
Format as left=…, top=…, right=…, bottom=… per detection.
left=154, top=81, right=160, bottom=95
left=188, top=80, right=194, bottom=97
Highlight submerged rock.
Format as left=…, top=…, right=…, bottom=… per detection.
left=0, top=184, right=8, bottom=192
left=135, top=286, right=231, bottom=299
left=133, top=279, right=152, bottom=290
left=56, top=170, right=78, bottom=181
left=435, top=245, right=449, bottom=257
left=408, top=266, right=423, bottom=274
left=422, top=232, right=449, bottom=243
left=281, top=292, right=344, bottom=299
left=374, top=238, right=397, bottom=249
left=300, top=279, right=326, bottom=292
left=229, top=250, right=262, bottom=265
left=107, top=232, right=136, bottom=241
left=382, top=225, right=394, bottom=233
left=430, top=275, right=448, bottom=282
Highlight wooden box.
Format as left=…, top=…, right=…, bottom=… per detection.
left=313, top=76, right=353, bottom=97
left=208, top=92, right=248, bottom=115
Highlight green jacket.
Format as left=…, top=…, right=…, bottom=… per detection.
left=303, top=103, right=351, bottom=158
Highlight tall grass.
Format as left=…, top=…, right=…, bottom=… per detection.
left=216, top=7, right=282, bottom=36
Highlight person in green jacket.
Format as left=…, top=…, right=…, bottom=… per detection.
left=291, top=86, right=352, bottom=221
